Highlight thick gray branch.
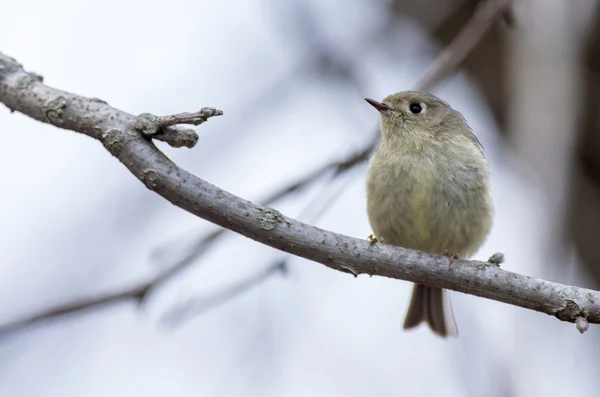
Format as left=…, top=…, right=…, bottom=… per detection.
left=1, top=52, right=599, bottom=329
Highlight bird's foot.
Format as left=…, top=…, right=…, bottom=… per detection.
left=367, top=234, right=383, bottom=251
left=443, top=249, right=460, bottom=269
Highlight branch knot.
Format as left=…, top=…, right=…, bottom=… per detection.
left=43, top=96, right=68, bottom=124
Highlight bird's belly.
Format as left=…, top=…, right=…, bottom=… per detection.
left=366, top=163, right=491, bottom=258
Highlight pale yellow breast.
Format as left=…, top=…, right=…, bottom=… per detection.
left=366, top=141, right=493, bottom=257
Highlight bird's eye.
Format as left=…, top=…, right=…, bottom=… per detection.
left=409, top=103, right=422, bottom=114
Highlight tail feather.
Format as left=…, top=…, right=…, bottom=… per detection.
left=403, top=284, right=458, bottom=338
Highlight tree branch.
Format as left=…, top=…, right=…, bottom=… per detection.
left=162, top=259, right=288, bottom=327
left=0, top=257, right=284, bottom=339
left=134, top=108, right=223, bottom=148
left=0, top=279, right=151, bottom=338
left=1, top=51, right=600, bottom=332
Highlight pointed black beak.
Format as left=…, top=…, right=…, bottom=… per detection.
left=364, top=98, right=391, bottom=112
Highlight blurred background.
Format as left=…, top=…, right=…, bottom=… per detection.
left=1, top=0, right=600, bottom=396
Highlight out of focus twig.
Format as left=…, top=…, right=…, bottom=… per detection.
left=0, top=283, right=151, bottom=338
left=162, top=259, right=288, bottom=327
left=0, top=255, right=285, bottom=339
left=418, top=0, right=512, bottom=91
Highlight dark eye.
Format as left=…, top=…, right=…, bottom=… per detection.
left=409, top=103, right=422, bottom=114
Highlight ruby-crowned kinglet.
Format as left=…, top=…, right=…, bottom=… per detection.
left=364, top=91, right=493, bottom=337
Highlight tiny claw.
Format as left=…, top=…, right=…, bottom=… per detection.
left=442, top=250, right=459, bottom=270
left=367, top=234, right=379, bottom=251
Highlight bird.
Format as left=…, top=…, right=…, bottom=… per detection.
left=364, top=91, right=493, bottom=337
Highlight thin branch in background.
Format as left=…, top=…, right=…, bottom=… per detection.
left=295, top=162, right=363, bottom=222
left=141, top=229, right=225, bottom=301
left=0, top=227, right=224, bottom=338
left=0, top=280, right=151, bottom=339
left=417, top=0, right=512, bottom=91
left=0, top=227, right=278, bottom=339
left=162, top=259, right=288, bottom=327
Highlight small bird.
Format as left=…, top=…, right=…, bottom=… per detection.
left=364, top=91, right=493, bottom=337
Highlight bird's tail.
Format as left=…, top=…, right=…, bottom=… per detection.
left=403, top=284, right=458, bottom=338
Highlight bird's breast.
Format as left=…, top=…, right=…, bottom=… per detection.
left=366, top=147, right=492, bottom=257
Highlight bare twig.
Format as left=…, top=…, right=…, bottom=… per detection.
left=0, top=227, right=281, bottom=338
left=2, top=52, right=600, bottom=334
left=153, top=108, right=223, bottom=128
left=162, top=260, right=287, bottom=327
left=142, top=227, right=226, bottom=304
left=133, top=108, right=223, bottom=148
left=0, top=255, right=285, bottom=338
left=0, top=280, right=151, bottom=338
left=259, top=142, right=374, bottom=205
left=418, top=0, right=512, bottom=91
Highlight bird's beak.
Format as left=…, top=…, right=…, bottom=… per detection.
left=364, top=98, right=391, bottom=112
